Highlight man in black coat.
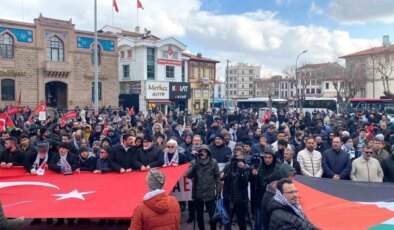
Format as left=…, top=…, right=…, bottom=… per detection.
left=381, top=147, right=394, bottom=182
left=0, top=137, right=25, bottom=168
left=24, top=141, right=52, bottom=174
left=48, top=142, right=79, bottom=174
left=209, top=134, right=232, bottom=163
left=268, top=178, right=320, bottom=230
left=322, top=137, right=351, bottom=180
left=133, top=135, right=163, bottom=171
left=77, top=147, right=97, bottom=172
left=109, top=134, right=136, bottom=172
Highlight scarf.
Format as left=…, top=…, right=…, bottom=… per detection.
left=32, top=153, right=48, bottom=170
left=164, top=149, right=179, bottom=165
left=274, top=189, right=305, bottom=220
left=57, top=154, right=72, bottom=174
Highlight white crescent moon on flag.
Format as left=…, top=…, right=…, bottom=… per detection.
left=0, top=182, right=60, bottom=190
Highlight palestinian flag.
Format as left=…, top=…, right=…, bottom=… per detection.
left=295, top=176, right=394, bottom=230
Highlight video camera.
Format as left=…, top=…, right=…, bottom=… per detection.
left=250, top=153, right=263, bottom=169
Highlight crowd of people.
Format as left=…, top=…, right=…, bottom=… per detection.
left=1, top=105, right=394, bottom=229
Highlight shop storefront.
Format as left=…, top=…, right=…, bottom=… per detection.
left=145, top=81, right=170, bottom=113
left=169, top=82, right=190, bottom=112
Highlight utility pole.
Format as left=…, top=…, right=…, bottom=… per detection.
left=94, top=0, right=99, bottom=113
left=295, top=50, right=308, bottom=112
left=226, top=59, right=230, bottom=108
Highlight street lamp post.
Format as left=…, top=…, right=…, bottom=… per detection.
left=295, top=50, right=308, bottom=112
left=226, top=59, right=231, bottom=108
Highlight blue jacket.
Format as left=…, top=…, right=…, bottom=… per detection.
left=322, top=148, right=351, bottom=180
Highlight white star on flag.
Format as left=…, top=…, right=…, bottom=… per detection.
left=53, top=189, right=95, bottom=201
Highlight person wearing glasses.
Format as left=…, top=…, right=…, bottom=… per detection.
left=350, top=146, right=384, bottom=182
left=94, top=146, right=114, bottom=174
left=268, top=178, right=320, bottom=230
left=162, top=139, right=187, bottom=167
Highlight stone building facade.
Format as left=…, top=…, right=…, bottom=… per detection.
left=0, top=14, right=118, bottom=110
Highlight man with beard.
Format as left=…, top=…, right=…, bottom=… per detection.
left=268, top=179, right=320, bottom=229
left=50, top=124, right=61, bottom=143
left=0, top=137, right=25, bottom=168
left=133, top=135, right=163, bottom=171
left=180, top=132, right=193, bottom=151
left=209, top=134, right=232, bottom=163
left=297, top=137, right=323, bottom=178
left=252, top=148, right=280, bottom=230
left=252, top=128, right=262, bottom=144
left=107, top=127, right=120, bottom=146
left=237, top=121, right=249, bottom=142
left=110, top=134, right=136, bottom=173
left=223, top=132, right=236, bottom=151
left=76, top=147, right=97, bottom=172
left=289, top=131, right=305, bottom=155
left=91, top=140, right=101, bottom=158
left=61, top=133, right=78, bottom=156
left=275, top=139, right=287, bottom=163
left=315, top=135, right=327, bottom=153
left=322, top=137, right=351, bottom=180
left=167, top=122, right=182, bottom=144
left=251, top=136, right=270, bottom=155
left=19, top=133, right=37, bottom=156
left=69, top=129, right=83, bottom=152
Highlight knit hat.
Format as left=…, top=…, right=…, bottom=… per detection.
left=374, top=134, right=385, bottom=142
left=147, top=169, right=166, bottom=190
left=92, top=140, right=101, bottom=146
left=215, top=133, right=225, bottom=140
left=143, top=134, right=153, bottom=142
left=36, top=141, right=49, bottom=152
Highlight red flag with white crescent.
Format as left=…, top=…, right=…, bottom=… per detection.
left=137, top=0, right=144, bottom=9
left=7, top=105, right=24, bottom=116
left=260, top=111, right=271, bottom=123
left=61, top=111, right=78, bottom=120
left=33, top=102, right=47, bottom=115
left=0, top=112, right=15, bottom=132
left=0, top=165, right=188, bottom=218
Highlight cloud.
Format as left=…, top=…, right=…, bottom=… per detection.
left=0, top=0, right=380, bottom=76
left=276, top=0, right=296, bottom=6
left=309, top=1, right=323, bottom=15
left=329, top=0, right=394, bottom=24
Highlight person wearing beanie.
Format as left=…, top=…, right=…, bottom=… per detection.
left=94, top=145, right=114, bottom=174
left=186, top=145, right=220, bottom=230
left=92, top=140, right=101, bottom=158
left=130, top=169, right=181, bottom=230
left=77, top=146, right=97, bottom=172
left=261, top=163, right=296, bottom=229
left=209, top=133, right=232, bottom=163
left=24, top=141, right=51, bottom=174
left=251, top=145, right=280, bottom=230
left=180, top=132, right=193, bottom=151
left=372, top=135, right=389, bottom=163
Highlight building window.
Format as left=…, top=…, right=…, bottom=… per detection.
left=162, top=50, right=169, bottom=59
left=166, top=65, right=175, bottom=78
left=147, top=47, right=155, bottom=80
left=325, top=82, right=329, bottom=89
left=306, top=88, right=310, bottom=94
left=172, top=52, right=178, bottom=59
left=91, top=82, right=102, bottom=101
left=317, top=89, right=321, bottom=94
left=311, top=88, right=315, bottom=94
left=1, top=79, right=15, bottom=101
left=127, top=50, right=132, bottom=58
left=242, top=92, right=244, bottom=95
left=47, top=36, right=64, bottom=61
left=249, top=70, right=253, bottom=74
left=191, top=67, right=197, bottom=79
left=249, top=84, right=252, bottom=88
left=120, top=50, right=125, bottom=59
left=0, top=33, right=14, bottom=59
left=182, top=61, right=185, bottom=82
left=123, top=65, right=130, bottom=78
left=242, top=85, right=244, bottom=88
left=91, top=45, right=101, bottom=65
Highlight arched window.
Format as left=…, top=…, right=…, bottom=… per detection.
left=47, top=36, right=64, bottom=61
left=1, top=79, right=15, bottom=101
left=91, top=45, right=101, bottom=65
left=0, top=33, right=14, bottom=59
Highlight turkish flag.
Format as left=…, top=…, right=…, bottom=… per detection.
left=0, top=112, right=15, bottom=132
left=113, top=0, right=119, bottom=12
left=137, top=0, right=144, bottom=10
left=129, top=106, right=135, bottom=116
left=7, top=105, right=24, bottom=116
left=33, top=102, right=47, bottom=115
left=0, top=164, right=189, bottom=218
left=62, top=111, right=78, bottom=120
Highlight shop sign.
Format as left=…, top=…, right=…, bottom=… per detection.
left=0, top=68, right=26, bottom=76
left=157, top=58, right=182, bottom=66
left=146, top=81, right=169, bottom=99
left=169, top=82, right=190, bottom=100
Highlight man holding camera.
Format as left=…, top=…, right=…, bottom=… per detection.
left=220, top=147, right=250, bottom=230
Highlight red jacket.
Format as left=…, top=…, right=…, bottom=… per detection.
left=130, top=190, right=181, bottom=230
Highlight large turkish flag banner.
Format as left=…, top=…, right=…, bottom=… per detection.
left=0, top=164, right=189, bottom=218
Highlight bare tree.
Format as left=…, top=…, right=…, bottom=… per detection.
left=374, top=50, right=394, bottom=99
left=326, top=62, right=367, bottom=113
left=258, top=73, right=276, bottom=112
left=283, top=61, right=309, bottom=110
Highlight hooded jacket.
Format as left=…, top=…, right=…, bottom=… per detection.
left=186, top=146, right=220, bottom=202
left=130, top=189, right=181, bottom=230
left=255, top=152, right=280, bottom=207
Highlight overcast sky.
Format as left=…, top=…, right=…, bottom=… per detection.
left=2, top=0, right=394, bottom=79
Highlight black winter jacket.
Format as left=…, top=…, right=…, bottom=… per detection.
left=133, top=145, right=163, bottom=169
left=110, top=144, right=136, bottom=171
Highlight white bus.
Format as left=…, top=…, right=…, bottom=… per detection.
left=293, top=97, right=338, bottom=114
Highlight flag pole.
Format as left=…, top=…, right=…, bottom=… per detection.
left=112, top=2, right=114, bottom=26
left=137, top=6, right=139, bottom=28
left=94, top=0, right=99, bottom=113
